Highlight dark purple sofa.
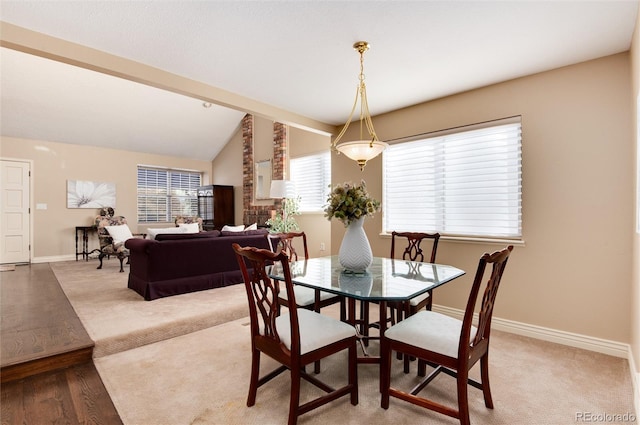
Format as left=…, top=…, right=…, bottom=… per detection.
left=125, top=230, right=270, bottom=300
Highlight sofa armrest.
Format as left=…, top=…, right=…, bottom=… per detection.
left=125, top=238, right=156, bottom=252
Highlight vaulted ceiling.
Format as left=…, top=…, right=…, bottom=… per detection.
left=1, top=1, right=637, bottom=160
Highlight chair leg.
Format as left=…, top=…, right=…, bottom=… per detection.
left=418, top=359, right=427, bottom=377
left=457, top=368, right=471, bottom=425
left=288, top=365, right=301, bottom=425
left=349, top=339, right=358, bottom=405
left=96, top=253, right=105, bottom=270
left=247, top=349, right=260, bottom=407
left=480, top=353, right=494, bottom=409
left=380, top=337, right=391, bottom=408
left=118, top=256, right=125, bottom=272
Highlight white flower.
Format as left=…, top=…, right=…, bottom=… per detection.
left=68, top=181, right=116, bottom=208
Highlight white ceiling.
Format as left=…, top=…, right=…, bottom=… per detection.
left=1, top=1, right=638, bottom=161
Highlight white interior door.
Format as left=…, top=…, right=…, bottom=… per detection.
left=1, top=160, right=31, bottom=264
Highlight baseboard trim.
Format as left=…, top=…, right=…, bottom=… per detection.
left=32, top=255, right=75, bottom=264
left=628, top=346, right=639, bottom=416
left=433, top=304, right=629, bottom=358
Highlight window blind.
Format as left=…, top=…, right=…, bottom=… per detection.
left=290, top=152, right=331, bottom=212
left=137, top=167, right=201, bottom=223
left=383, top=120, right=522, bottom=238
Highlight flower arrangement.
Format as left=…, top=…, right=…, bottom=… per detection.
left=324, top=180, right=380, bottom=227
left=266, top=196, right=301, bottom=233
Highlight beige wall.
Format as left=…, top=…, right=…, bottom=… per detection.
left=328, top=53, right=634, bottom=344
left=211, top=123, right=244, bottom=225
left=630, top=7, right=640, bottom=391
left=0, top=137, right=212, bottom=260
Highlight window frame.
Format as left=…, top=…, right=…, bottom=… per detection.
left=382, top=116, right=523, bottom=244
left=136, top=165, right=202, bottom=224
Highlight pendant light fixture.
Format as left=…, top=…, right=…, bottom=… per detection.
left=331, top=41, right=388, bottom=171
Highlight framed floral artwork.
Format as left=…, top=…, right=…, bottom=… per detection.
left=67, top=180, right=116, bottom=209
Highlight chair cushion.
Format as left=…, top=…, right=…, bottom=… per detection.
left=384, top=310, right=476, bottom=358
left=275, top=309, right=355, bottom=354
left=409, top=291, right=430, bottom=307
left=280, top=286, right=339, bottom=307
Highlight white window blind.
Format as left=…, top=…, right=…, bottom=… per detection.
left=290, top=152, right=331, bottom=212
left=137, top=167, right=201, bottom=223
left=383, top=119, right=522, bottom=239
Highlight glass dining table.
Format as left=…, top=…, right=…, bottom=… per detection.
left=268, top=255, right=465, bottom=363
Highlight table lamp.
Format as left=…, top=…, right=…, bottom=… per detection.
left=270, top=180, right=296, bottom=231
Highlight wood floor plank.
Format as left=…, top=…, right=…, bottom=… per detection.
left=1, top=263, right=93, bottom=371
left=0, top=264, right=122, bottom=425
left=66, top=363, right=122, bottom=425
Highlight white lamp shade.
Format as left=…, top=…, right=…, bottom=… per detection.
left=270, top=180, right=296, bottom=198
left=335, top=140, right=388, bottom=162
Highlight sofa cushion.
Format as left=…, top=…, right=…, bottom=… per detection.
left=221, top=228, right=269, bottom=237
left=155, top=230, right=220, bottom=241
left=147, top=227, right=187, bottom=240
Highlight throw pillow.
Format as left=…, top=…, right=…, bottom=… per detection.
left=221, top=224, right=245, bottom=232
left=178, top=222, right=200, bottom=233
left=105, top=224, right=134, bottom=244
left=147, top=227, right=187, bottom=240
left=245, top=223, right=258, bottom=231
left=220, top=229, right=269, bottom=237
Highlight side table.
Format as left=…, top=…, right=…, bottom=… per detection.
left=75, top=226, right=100, bottom=261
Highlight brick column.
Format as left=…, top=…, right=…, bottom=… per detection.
left=241, top=115, right=288, bottom=225
left=241, top=114, right=254, bottom=221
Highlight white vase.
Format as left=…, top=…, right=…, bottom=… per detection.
left=338, top=217, right=373, bottom=272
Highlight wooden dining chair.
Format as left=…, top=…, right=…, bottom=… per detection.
left=361, top=231, right=440, bottom=370
left=267, top=232, right=346, bottom=321
left=381, top=245, right=513, bottom=425
left=390, top=231, right=441, bottom=316
left=232, top=243, right=358, bottom=425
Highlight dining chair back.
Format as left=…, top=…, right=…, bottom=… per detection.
left=390, top=231, right=440, bottom=314
left=266, top=231, right=309, bottom=261
left=390, top=231, right=440, bottom=263
left=381, top=245, right=513, bottom=425
left=266, top=231, right=345, bottom=317
left=232, top=243, right=358, bottom=425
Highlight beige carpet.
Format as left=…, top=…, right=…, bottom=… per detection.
left=51, top=260, right=637, bottom=425
left=50, top=259, right=248, bottom=357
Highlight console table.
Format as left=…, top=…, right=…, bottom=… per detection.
left=75, top=226, right=99, bottom=261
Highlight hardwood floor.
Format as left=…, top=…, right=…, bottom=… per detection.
left=1, top=263, right=122, bottom=425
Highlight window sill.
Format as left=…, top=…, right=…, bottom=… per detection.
left=378, top=233, right=525, bottom=247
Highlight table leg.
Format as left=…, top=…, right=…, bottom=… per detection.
left=82, top=228, right=89, bottom=261
left=378, top=300, right=387, bottom=392
left=75, top=228, right=80, bottom=261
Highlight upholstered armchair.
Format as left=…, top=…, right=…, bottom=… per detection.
left=174, top=216, right=203, bottom=232
left=95, top=215, right=133, bottom=272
